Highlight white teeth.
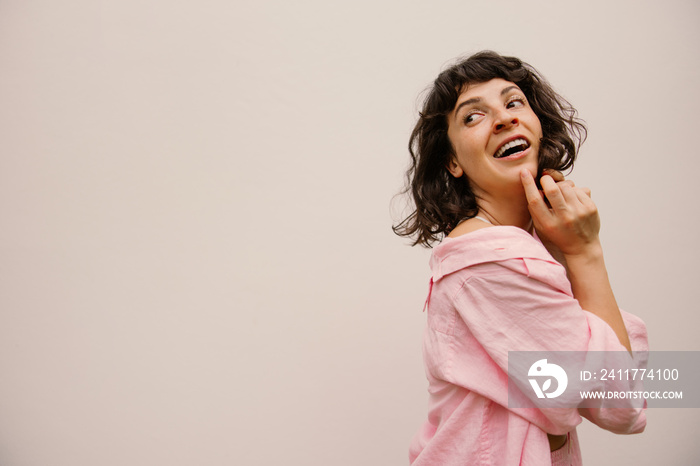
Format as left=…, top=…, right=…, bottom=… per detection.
left=494, top=138, right=528, bottom=158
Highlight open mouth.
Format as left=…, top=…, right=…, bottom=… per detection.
left=494, top=138, right=530, bottom=159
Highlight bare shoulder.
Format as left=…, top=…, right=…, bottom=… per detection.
left=447, top=218, right=493, bottom=239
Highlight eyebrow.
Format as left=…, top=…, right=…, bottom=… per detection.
left=453, top=85, right=521, bottom=119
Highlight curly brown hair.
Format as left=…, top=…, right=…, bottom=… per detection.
left=393, top=51, right=587, bottom=247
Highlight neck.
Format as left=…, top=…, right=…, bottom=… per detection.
left=474, top=190, right=533, bottom=232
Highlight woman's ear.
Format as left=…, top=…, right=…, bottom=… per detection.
left=446, top=156, right=464, bottom=178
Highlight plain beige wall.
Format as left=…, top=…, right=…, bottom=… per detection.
left=1, top=0, right=698, bottom=464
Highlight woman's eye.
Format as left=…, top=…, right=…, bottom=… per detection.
left=506, top=97, right=526, bottom=109
left=464, top=112, right=483, bottom=124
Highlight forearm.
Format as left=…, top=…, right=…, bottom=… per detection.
left=564, top=241, right=631, bottom=353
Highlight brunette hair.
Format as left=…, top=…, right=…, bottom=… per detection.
left=393, top=51, right=586, bottom=247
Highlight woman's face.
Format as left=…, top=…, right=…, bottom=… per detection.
left=446, top=78, right=542, bottom=201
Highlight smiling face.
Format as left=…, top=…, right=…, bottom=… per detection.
left=446, top=78, right=543, bottom=202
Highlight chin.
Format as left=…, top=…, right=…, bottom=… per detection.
left=523, top=158, right=539, bottom=177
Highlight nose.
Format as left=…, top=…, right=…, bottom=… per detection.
left=494, top=109, right=518, bottom=132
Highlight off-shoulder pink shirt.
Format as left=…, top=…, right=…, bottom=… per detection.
left=409, top=226, right=647, bottom=465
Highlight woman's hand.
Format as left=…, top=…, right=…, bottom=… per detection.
left=520, top=169, right=600, bottom=258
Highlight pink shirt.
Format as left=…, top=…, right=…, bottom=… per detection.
left=409, top=226, right=648, bottom=465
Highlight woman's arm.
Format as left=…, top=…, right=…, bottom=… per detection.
left=520, top=169, right=632, bottom=352
left=563, top=245, right=631, bottom=352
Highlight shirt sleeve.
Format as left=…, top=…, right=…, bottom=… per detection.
left=576, top=310, right=648, bottom=433
left=446, top=257, right=647, bottom=435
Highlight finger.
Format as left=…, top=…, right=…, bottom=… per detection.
left=575, top=187, right=596, bottom=208
left=540, top=175, right=568, bottom=212
left=542, top=170, right=578, bottom=190
left=559, top=181, right=581, bottom=206
left=543, top=169, right=565, bottom=182
left=520, top=169, right=551, bottom=219
left=557, top=180, right=575, bottom=189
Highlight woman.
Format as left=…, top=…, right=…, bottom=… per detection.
left=394, top=51, right=648, bottom=465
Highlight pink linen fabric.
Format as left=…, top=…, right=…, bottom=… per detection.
left=409, top=226, right=648, bottom=466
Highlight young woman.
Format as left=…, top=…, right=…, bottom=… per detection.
left=395, top=51, right=648, bottom=465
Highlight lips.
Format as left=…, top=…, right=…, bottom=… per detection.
left=494, top=137, right=530, bottom=159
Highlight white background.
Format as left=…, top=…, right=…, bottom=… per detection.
left=1, top=0, right=699, bottom=464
